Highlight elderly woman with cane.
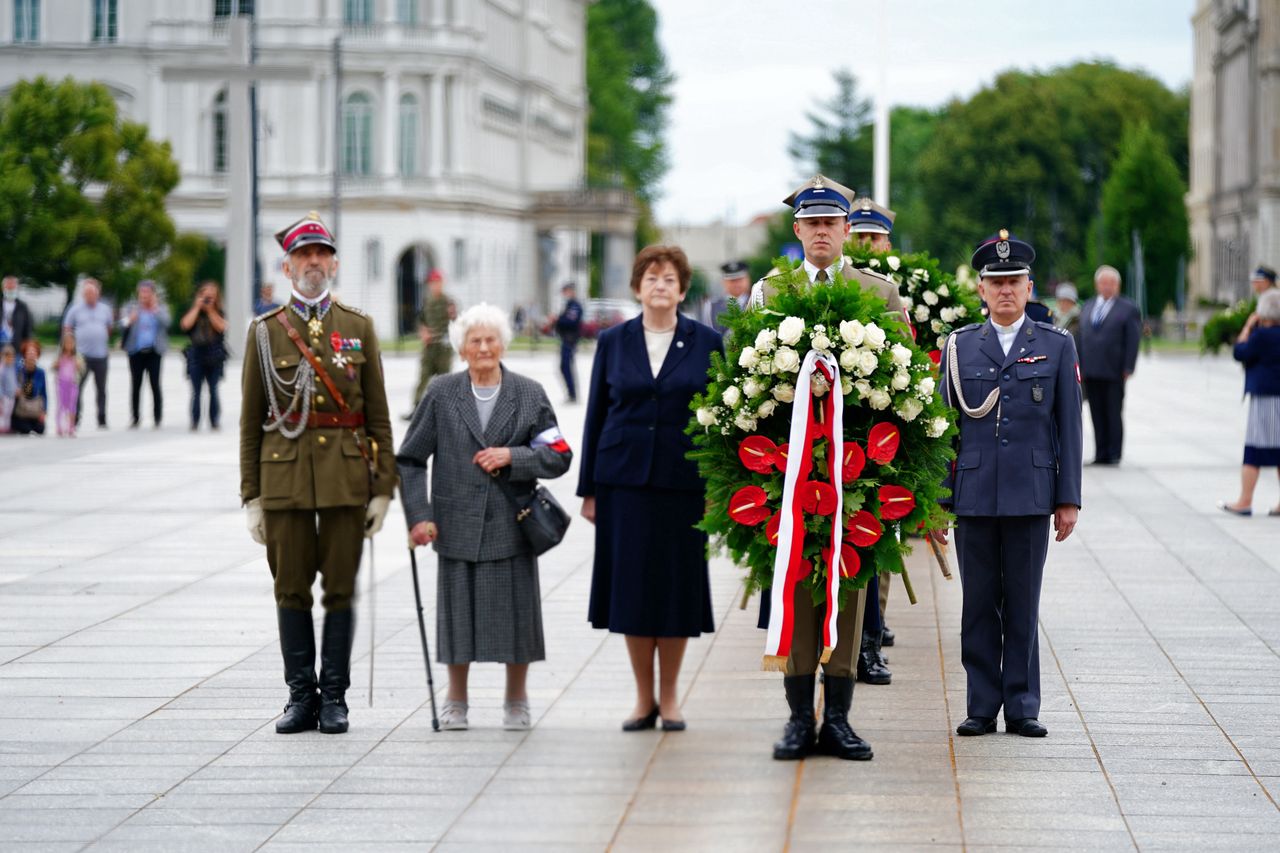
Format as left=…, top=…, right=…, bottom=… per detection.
left=1220, top=288, right=1280, bottom=516
left=397, top=304, right=572, bottom=730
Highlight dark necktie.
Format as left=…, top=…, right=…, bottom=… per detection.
left=816, top=270, right=829, bottom=283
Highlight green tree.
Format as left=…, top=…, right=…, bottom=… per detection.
left=914, top=62, right=1188, bottom=285
left=788, top=69, right=874, bottom=195
left=1099, top=122, right=1189, bottom=314
left=0, top=76, right=182, bottom=304
left=885, top=106, right=941, bottom=252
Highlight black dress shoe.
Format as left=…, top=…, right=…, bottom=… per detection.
left=956, top=716, right=996, bottom=736
left=660, top=718, right=687, bottom=732
left=1006, top=718, right=1048, bottom=737
left=622, top=706, right=659, bottom=731
left=881, top=625, right=895, bottom=647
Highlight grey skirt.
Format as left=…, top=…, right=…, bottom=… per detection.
left=436, top=553, right=545, bottom=665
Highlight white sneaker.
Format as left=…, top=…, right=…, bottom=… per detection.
left=503, top=700, right=531, bottom=731
left=440, top=700, right=468, bottom=731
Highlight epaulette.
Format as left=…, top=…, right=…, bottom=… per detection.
left=1034, top=320, right=1067, bottom=335
left=953, top=322, right=982, bottom=334
left=850, top=266, right=895, bottom=286
left=332, top=300, right=368, bottom=318
left=254, top=305, right=284, bottom=322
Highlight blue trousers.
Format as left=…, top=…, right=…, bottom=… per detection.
left=955, top=515, right=1050, bottom=721
left=559, top=338, right=578, bottom=400
left=863, top=574, right=881, bottom=634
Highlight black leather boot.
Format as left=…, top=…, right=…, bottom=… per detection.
left=816, top=676, right=873, bottom=760
left=857, top=629, right=892, bottom=685
left=772, top=675, right=817, bottom=760
left=881, top=624, right=895, bottom=647
left=318, top=608, right=355, bottom=734
left=276, top=608, right=319, bottom=734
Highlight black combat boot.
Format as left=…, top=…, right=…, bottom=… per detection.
left=815, top=676, right=873, bottom=760
left=772, top=675, right=817, bottom=760
left=857, top=629, right=892, bottom=685
left=318, top=608, right=355, bottom=734
left=276, top=608, right=319, bottom=734
left=881, top=624, right=895, bottom=647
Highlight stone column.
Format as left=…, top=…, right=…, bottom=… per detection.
left=381, top=70, right=399, bottom=178
left=429, top=73, right=446, bottom=177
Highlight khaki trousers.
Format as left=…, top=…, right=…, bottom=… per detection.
left=264, top=507, right=365, bottom=611
left=785, top=583, right=866, bottom=677
left=879, top=572, right=890, bottom=622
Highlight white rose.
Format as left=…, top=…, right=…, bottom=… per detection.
left=868, top=258, right=880, bottom=268
left=757, top=399, right=777, bottom=419
left=811, top=332, right=832, bottom=352
left=938, top=284, right=950, bottom=297
left=956, top=305, right=968, bottom=318
left=738, top=346, right=759, bottom=369
left=839, top=348, right=859, bottom=371
left=868, top=389, right=892, bottom=410
left=743, top=377, right=763, bottom=398
left=773, top=347, right=801, bottom=373
left=734, top=411, right=758, bottom=432
left=914, top=304, right=931, bottom=323
left=921, top=270, right=930, bottom=282
left=890, top=344, right=913, bottom=367
left=854, top=379, right=872, bottom=399
left=896, top=398, right=924, bottom=421
left=772, top=383, right=795, bottom=403
left=891, top=370, right=911, bottom=390
left=777, top=316, right=805, bottom=346
left=813, top=324, right=826, bottom=332
left=722, top=385, right=741, bottom=407
left=856, top=349, right=880, bottom=377
left=755, top=357, right=775, bottom=375
left=926, top=416, right=948, bottom=438
left=940, top=306, right=956, bottom=324
left=916, top=376, right=936, bottom=398
left=922, top=289, right=939, bottom=306
left=839, top=319, right=866, bottom=347
left=937, top=334, right=947, bottom=349
left=887, top=255, right=901, bottom=271
left=912, top=267, right=926, bottom=279
left=754, top=328, right=777, bottom=353
left=864, top=322, right=887, bottom=350
left=931, top=319, right=944, bottom=333
left=696, top=407, right=717, bottom=426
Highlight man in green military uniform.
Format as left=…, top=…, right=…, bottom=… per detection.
left=240, top=212, right=397, bottom=735
left=411, top=268, right=456, bottom=410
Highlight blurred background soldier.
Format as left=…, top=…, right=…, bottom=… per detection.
left=410, top=269, right=456, bottom=417
left=848, top=197, right=895, bottom=252
left=704, top=260, right=751, bottom=337
left=555, top=282, right=584, bottom=402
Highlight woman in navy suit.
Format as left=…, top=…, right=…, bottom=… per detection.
left=578, top=245, right=722, bottom=731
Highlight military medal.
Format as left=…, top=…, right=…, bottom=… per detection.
left=1032, top=383, right=1044, bottom=403
left=308, top=315, right=324, bottom=338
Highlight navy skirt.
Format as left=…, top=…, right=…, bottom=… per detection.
left=588, top=484, right=715, bottom=637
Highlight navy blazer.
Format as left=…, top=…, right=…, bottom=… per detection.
left=940, top=319, right=1084, bottom=516
left=1078, top=296, right=1141, bottom=381
left=577, top=314, right=723, bottom=495
left=1234, top=325, right=1280, bottom=397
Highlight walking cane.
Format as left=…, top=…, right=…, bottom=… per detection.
left=409, top=544, right=441, bottom=731
left=367, top=537, right=376, bottom=707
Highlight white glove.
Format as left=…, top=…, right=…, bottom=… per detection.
left=365, top=495, right=391, bottom=538
left=245, top=498, right=266, bottom=545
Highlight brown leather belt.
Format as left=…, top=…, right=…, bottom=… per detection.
left=275, top=412, right=366, bottom=429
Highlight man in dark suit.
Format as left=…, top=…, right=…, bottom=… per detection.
left=705, top=260, right=750, bottom=337
left=936, top=229, right=1083, bottom=739
left=1, top=276, right=34, bottom=350
left=1078, top=265, right=1141, bottom=465
left=555, top=283, right=583, bottom=402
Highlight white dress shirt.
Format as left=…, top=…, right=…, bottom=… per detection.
left=992, top=313, right=1026, bottom=356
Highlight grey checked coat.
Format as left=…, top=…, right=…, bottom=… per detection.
left=396, top=366, right=572, bottom=563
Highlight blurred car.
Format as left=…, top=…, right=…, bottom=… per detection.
left=580, top=298, right=640, bottom=339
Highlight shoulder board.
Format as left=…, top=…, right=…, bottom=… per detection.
left=1034, top=320, right=1067, bottom=335
left=850, top=266, right=894, bottom=285
left=254, top=305, right=284, bottom=322
left=332, top=300, right=368, bottom=318
left=953, top=322, right=982, bottom=334
left=761, top=267, right=785, bottom=282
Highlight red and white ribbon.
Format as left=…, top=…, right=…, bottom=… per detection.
left=764, top=350, right=844, bottom=671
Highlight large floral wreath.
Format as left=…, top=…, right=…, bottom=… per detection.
left=688, top=259, right=957, bottom=617
left=844, top=241, right=983, bottom=357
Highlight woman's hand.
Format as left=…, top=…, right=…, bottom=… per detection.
left=473, top=446, right=512, bottom=473
left=410, top=521, right=438, bottom=546
left=581, top=496, right=596, bottom=525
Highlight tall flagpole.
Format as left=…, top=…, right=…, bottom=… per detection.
left=873, top=6, right=890, bottom=205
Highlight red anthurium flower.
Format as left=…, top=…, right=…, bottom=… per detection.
left=799, top=481, right=838, bottom=515
left=878, top=484, right=916, bottom=520
left=728, top=485, right=771, bottom=526
left=822, top=543, right=861, bottom=578
left=927, top=349, right=942, bottom=366
left=796, top=558, right=814, bottom=580
left=841, top=442, right=866, bottom=482
left=772, top=443, right=790, bottom=472
left=867, top=422, right=901, bottom=465
left=765, top=511, right=782, bottom=546
left=738, top=435, right=778, bottom=473
left=845, top=510, right=883, bottom=547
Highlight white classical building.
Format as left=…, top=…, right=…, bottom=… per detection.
left=0, top=0, right=636, bottom=336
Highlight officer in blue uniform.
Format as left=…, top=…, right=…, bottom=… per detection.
left=934, top=230, right=1083, bottom=738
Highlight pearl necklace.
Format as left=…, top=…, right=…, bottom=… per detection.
left=471, top=383, right=501, bottom=402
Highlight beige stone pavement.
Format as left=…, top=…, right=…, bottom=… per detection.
left=1, top=344, right=1280, bottom=851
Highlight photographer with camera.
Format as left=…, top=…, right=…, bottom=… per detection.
left=179, top=280, right=228, bottom=431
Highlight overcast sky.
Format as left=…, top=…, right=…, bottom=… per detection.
left=650, top=0, right=1196, bottom=226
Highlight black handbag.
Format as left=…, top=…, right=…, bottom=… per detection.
left=492, top=473, right=571, bottom=556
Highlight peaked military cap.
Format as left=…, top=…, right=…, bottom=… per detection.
left=720, top=260, right=750, bottom=278
left=971, top=229, right=1035, bottom=277
left=275, top=212, right=337, bottom=254
left=1255, top=265, right=1277, bottom=285
left=784, top=174, right=855, bottom=219
left=848, top=197, right=896, bottom=234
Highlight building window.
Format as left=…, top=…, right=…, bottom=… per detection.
left=92, top=0, right=117, bottom=43
left=213, top=90, right=228, bottom=174
left=397, top=0, right=418, bottom=25
left=366, top=239, right=382, bottom=280
left=399, top=94, right=419, bottom=177
left=341, top=92, right=373, bottom=176
left=14, top=0, right=39, bottom=42
left=214, top=0, right=254, bottom=18
left=453, top=238, right=466, bottom=279
left=344, top=0, right=373, bottom=25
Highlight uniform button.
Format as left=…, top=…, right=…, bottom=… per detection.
left=1002, top=394, right=1010, bottom=402
left=318, top=435, right=327, bottom=445
left=316, top=395, right=326, bottom=405
left=1000, top=438, right=1009, bottom=446
left=272, top=452, right=279, bottom=459
left=279, top=359, right=288, bottom=367
left=1001, top=417, right=1010, bottom=425
left=1002, top=373, right=1011, bottom=381
left=648, top=425, right=655, bottom=431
